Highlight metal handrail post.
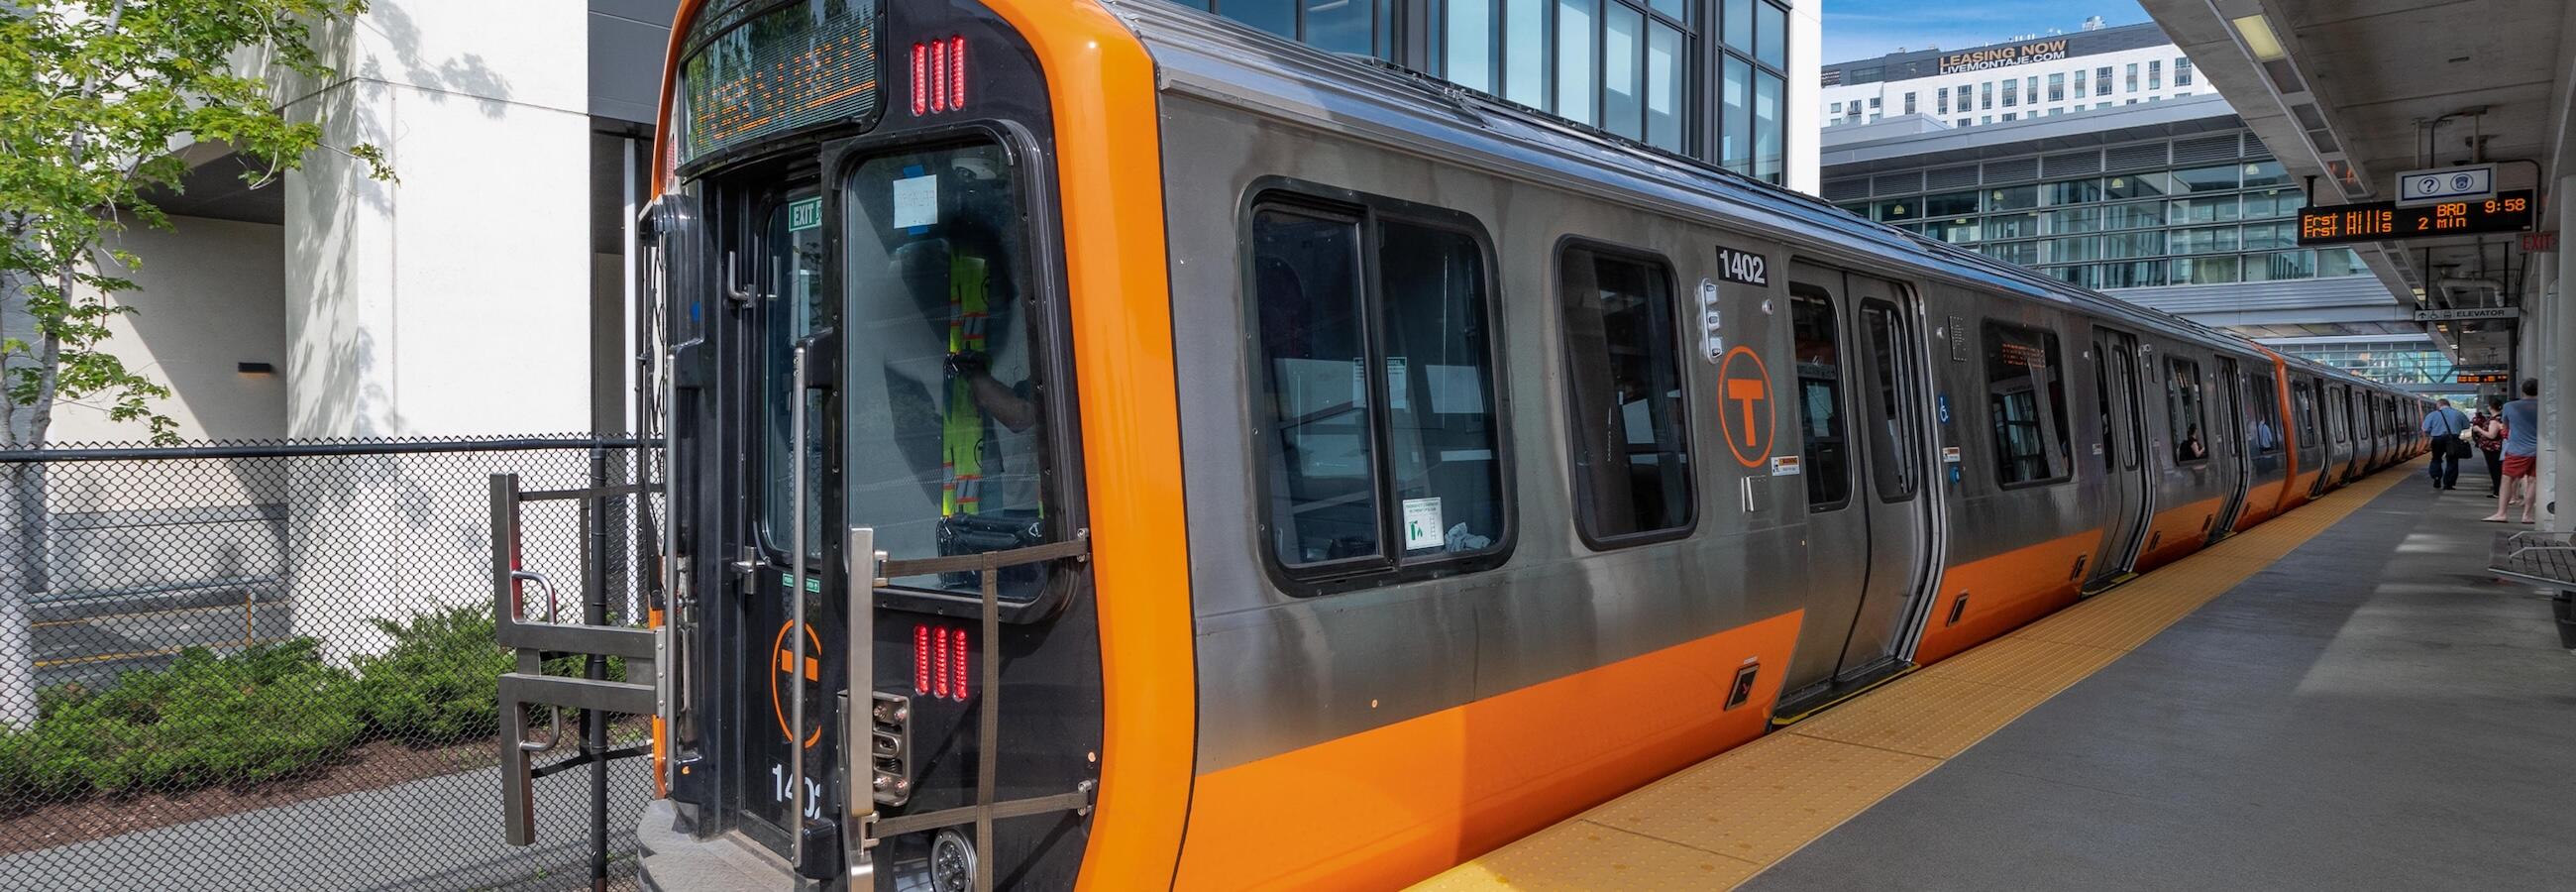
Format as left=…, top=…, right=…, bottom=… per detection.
left=788, top=343, right=810, bottom=868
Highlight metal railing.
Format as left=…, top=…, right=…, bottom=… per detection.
left=0, top=436, right=658, bottom=892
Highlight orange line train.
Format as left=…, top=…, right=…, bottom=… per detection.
left=629, top=1, right=2429, bottom=888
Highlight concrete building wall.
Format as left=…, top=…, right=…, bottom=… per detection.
left=1784, top=0, right=1822, bottom=194
left=55, top=219, right=290, bottom=444
left=277, top=0, right=600, bottom=659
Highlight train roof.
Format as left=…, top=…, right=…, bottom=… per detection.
left=1106, top=1, right=2413, bottom=397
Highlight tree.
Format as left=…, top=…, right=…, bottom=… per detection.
left=0, top=0, right=390, bottom=728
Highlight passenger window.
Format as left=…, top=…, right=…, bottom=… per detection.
left=1249, top=200, right=1506, bottom=579
left=2294, top=381, right=2317, bottom=445
left=1250, top=206, right=1378, bottom=571
left=1789, top=289, right=1851, bottom=507
left=1559, top=245, right=1693, bottom=544
left=2167, top=357, right=2207, bottom=464
left=1983, top=321, right=2071, bottom=486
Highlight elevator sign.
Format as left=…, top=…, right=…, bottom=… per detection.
left=2297, top=190, right=2535, bottom=246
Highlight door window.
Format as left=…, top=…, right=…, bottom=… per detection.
left=761, top=193, right=827, bottom=555
left=1983, top=321, right=2072, bottom=486
left=2167, top=357, right=2208, bottom=464
left=2248, top=371, right=2283, bottom=454
left=1559, top=244, right=1693, bottom=544
left=1789, top=288, right=1850, bottom=508
left=1859, top=299, right=1915, bottom=500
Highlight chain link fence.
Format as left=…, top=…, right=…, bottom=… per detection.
left=0, top=436, right=660, bottom=892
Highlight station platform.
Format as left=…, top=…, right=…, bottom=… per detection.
left=1417, top=470, right=2576, bottom=891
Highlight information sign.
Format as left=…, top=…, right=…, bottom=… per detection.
left=2298, top=190, right=2535, bottom=246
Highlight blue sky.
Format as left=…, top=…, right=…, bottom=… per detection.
left=1823, top=1, right=2152, bottom=65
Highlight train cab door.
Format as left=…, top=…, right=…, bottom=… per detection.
left=727, top=179, right=844, bottom=868
left=1775, top=263, right=1938, bottom=716
left=2208, top=357, right=2252, bottom=538
left=2085, top=329, right=2153, bottom=591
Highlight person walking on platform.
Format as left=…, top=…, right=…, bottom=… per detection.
left=2422, top=397, right=2471, bottom=491
left=2473, top=395, right=2509, bottom=497
left=2485, top=380, right=2542, bottom=522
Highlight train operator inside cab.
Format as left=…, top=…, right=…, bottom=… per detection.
left=857, top=148, right=1049, bottom=599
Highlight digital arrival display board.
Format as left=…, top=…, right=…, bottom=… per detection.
left=676, top=0, right=882, bottom=168
left=2297, top=189, right=2535, bottom=246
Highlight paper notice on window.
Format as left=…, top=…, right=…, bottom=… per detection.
left=1402, top=497, right=1444, bottom=551
left=893, top=174, right=938, bottom=228
left=1428, top=364, right=1485, bottom=414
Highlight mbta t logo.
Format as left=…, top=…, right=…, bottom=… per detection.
left=1718, top=346, right=1775, bottom=468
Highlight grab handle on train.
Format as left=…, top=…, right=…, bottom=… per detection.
left=844, top=526, right=885, bottom=883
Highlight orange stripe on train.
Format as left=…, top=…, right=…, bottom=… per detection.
left=1175, top=611, right=1804, bottom=891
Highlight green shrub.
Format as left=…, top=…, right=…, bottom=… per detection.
left=353, top=605, right=516, bottom=746
left=0, top=638, right=366, bottom=805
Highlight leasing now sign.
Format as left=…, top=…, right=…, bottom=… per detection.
left=1938, top=40, right=2070, bottom=73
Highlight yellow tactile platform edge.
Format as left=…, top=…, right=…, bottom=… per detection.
left=1414, top=471, right=2405, bottom=892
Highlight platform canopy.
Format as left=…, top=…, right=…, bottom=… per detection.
left=2136, top=0, right=2576, bottom=371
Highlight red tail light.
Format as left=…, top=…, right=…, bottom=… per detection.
left=910, top=42, right=927, bottom=116
left=947, top=37, right=967, bottom=111
left=932, top=623, right=951, bottom=699
left=912, top=624, right=932, bottom=695
left=911, top=36, right=968, bottom=117
left=949, top=626, right=970, bottom=701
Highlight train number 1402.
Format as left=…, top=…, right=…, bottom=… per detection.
left=1716, top=246, right=1770, bottom=286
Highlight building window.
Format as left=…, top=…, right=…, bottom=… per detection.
left=2148, top=60, right=2163, bottom=90
left=1829, top=100, right=1842, bottom=115
left=2095, top=65, right=2112, bottom=95
left=1440, top=0, right=1693, bottom=154
left=2001, top=112, right=2016, bottom=122
left=1937, top=87, right=1950, bottom=115
left=2002, top=79, right=2018, bottom=107
left=2176, top=56, right=2194, bottom=86
left=1559, top=245, right=1693, bottom=544
left=1215, top=0, right=1391, bottom=56
left=2170, top=255, right=2240, bottom=283
left=1957, top=117, right=1970, bottom=128
left=1712, top=0, right=1788, bottom=182
left=2048, top=72, right=2065, bottom=102
left=1981, top=114, right=1992, bottom=124
left=1981, top=81, right=1993, bottom=110
left=2075, top=68, right=2088, bottom=96
left=1903, top=91, right=1916, bottom=114
left=2125, top=62, right=2139, bottom=92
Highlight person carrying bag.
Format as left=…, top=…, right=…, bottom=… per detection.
left=2422, top=398, right=2472, bottom=491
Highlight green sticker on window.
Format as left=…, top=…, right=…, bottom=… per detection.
left=788, top=196, right=823, bottom=232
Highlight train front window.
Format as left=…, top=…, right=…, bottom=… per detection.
left=761, top=194, right=828, bottom=555
left=840, top=141, right=1054, bottom=601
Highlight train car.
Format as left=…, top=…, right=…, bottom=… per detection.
left=616, top=2, right=2424, bottom=889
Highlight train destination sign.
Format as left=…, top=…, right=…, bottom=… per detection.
left=2458, top=372, right=2512, bottom=385
left=1938, top=39, right=2070, bottom=73
left=2298, top=190, right=2535, bottom=246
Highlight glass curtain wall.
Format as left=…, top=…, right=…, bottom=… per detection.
left=1837, top=156, right=2362, bottom=287
left=1197, top=0, right=1792, bottom=184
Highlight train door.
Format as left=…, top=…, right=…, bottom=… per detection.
left=1775, top=263, right=1937, bottom=712
left=2293, top=377, right=2328, bottom=496
left=2208, top=356, right=2251, bottom=538
left=2084, top=329, right=2152, bottom=591
left=729, top=180, right=842, bottom=864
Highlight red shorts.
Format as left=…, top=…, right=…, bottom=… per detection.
left=2504, top=454, right=2537, bottom=478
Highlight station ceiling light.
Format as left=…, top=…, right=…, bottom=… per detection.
left=2231, top=14, right=2288, bottom=61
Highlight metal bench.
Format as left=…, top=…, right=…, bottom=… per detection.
left=2486, top=531, right=2576, bottom=650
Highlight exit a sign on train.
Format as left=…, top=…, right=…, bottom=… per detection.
left=2297, top=190, right=2535, bottom=246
